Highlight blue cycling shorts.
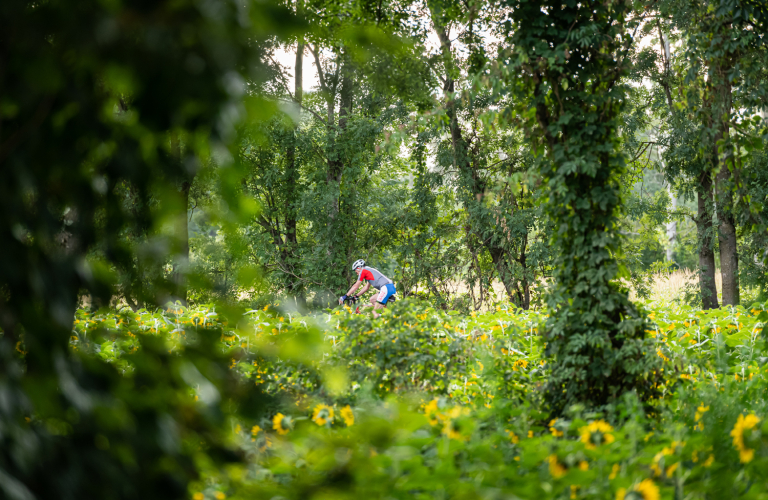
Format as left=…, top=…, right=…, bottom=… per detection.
left=376, top=283, right=396, bottom=305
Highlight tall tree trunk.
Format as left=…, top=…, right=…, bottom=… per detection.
left=489, top=246, right=519, bottom=305
left=171, top=135, right=189, bottom=306
left=665, top=180, right=677, bottom=263
left=174, top=180, right=190, bottom=305
left=656, top=27, right=721, bottom=307
left=325, top=53, right=353, bottom=288
left=697, top=171, right=719, bottom=309
left=518, top=233, right=530, bottom=309
left=713, top=73, right=739, bottom=305
left=715, top=159, right=739, bottom=306
left=284, top=32, right=306, bottom=309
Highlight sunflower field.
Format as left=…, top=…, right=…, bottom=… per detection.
left=52, top=298, right=768, bottom=500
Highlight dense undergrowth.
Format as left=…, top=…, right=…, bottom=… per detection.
left=58, top=299, right=768, bottom=499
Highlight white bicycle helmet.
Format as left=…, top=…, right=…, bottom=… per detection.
left=352, top=259, right=366, bottom=270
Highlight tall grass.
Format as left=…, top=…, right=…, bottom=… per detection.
left=438, top=268, right=752, bottom=310
left=635, top=268, right=722, bottom=304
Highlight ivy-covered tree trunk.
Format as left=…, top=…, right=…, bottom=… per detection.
left=505, top=0, right=660, bottom=414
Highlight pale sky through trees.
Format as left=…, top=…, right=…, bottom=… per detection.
left=274, top=47, right=319, bottom=91
left=273, top=16, right=467, bottom=94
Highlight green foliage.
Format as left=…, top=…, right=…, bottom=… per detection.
left=737, top=136, right=768, bottom=297
left=8, top=304, right=273, bottom=500
left=4, top=0, right=768, bottom=497
left=337, top=300, right=475, bottom=395
left=647, top=0, right=768, bottom=308
left=63, top=298, right=768, bottom=499
left=0, top=0, right=293, bottom=498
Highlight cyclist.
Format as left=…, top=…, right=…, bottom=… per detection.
left=339, top=259, right=396, bottom=318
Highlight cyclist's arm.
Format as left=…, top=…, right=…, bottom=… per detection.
left=357, top=282, right=371, bottom=295
left=345, top=280, right=363, bottom=297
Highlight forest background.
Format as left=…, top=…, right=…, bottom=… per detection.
left=1, top=0, right=768, bottom=498
left=178, top=0, right=768, bottom=314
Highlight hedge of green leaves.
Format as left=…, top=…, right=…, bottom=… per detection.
left=56, top=299, right=768, bottom=499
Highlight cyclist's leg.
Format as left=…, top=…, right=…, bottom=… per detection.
left=372, top=301, right=385, bottom=318
left=360, top=295, right=375, bottom=309
left=356, top=295, right=374, bottom=312
left=372, top=284, right=395, bottom=319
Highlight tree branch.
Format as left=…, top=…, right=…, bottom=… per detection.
left=656, top=20, right=675, bottom=111
left=608, top=10, right=648, bottom=92
left=276, top=97, right=326, bottom=124
left=266, top=261, right=337, bottom=295
left=309, top=44, right=328, bottom=92
left=266, top=53, right=295, bottom=101
left=630, top=141, right=658, bottom=162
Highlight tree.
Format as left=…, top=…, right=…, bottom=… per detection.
left=426, top=0, right=545, bottom=308
left=655, top=0, right=768, bottom=306
left=238, top=0, right=440, bottom=305
left=629, top=9, right=721, bottom=308
left=502, top=0, right=661, bottom=413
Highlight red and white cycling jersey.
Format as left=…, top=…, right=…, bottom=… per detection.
left=357, top=266, right=393, bottom=290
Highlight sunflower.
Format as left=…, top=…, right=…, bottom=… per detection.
left=340, top=405, right=355, bottom=427
left=547, top=454, right=567, bottom=479
left=549, top=418, right=564, bottom=437
left=506, top=429, right=520, bottom=444
left=666, top=462, right=679, bottom=476
left=650, top=440, right=680, bottom=476
left=730, top=413, right=761, bottom=463
left=255, top=434, right=272, bottom=453
left=447, top=406, right=467, bottom=419
left=570, top=485, right=580, bottom=499
left=579, top=420, right=615, bottom=450
left=512, top=359, right=529, bottom=371
left=442, top=416, right=466, bottom=441
left=312, top=404, right=335, bottom=426
left=694, top=404, right=709, bottom=430
left=609, top=463, right=620, bottom=480
left=423, top=399, right=440, bottom=425
left=694, top=404, right=709, bottom=421
left=616, top=479, right=660, bottom=500
left=251, top=425, right=262, bottom=441
left=272, top=413, right=292, bottom=435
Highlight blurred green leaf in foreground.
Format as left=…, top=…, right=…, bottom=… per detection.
left=0, top=1, right=296, bottom=498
